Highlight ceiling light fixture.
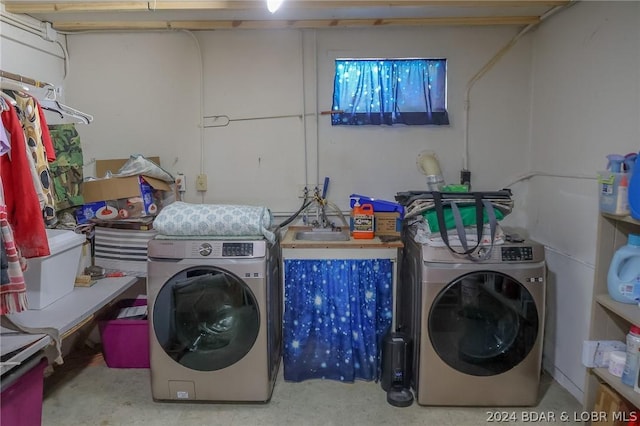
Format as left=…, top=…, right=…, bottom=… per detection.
left=267, top=0, right=283, bottom=13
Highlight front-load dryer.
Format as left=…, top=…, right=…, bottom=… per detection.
left=398, top=231, right=545, bottom=406
left=147, top=237, right=282, bottom=402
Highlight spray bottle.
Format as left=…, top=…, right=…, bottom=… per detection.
left=607, top=154, right=625, bottom=173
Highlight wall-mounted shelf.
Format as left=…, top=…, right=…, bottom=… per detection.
left=594, top=294, right=640, bottom=326
left=584, top=213, right=640, bottom=411
left=592, top=367, right=640, bottom=409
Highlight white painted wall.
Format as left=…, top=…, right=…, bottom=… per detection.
left=3, top=1, right=638, bottom=403
left=62, top=25, right=532, bottom=214
left=529, top=1, right=640, bottom=402
left=0, top=7, right=66, bottom=103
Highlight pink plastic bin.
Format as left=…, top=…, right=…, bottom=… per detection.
left=99, top=298, right=150, bottom=368
left=1, top=358, right=47, bottom=426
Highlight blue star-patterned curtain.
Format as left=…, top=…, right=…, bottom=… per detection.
left=331, top=58, right=449, bottom=126
left=283, top=259, right=392, bottom=382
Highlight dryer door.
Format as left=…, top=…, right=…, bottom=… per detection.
left=153, top=266, right=260, bottom=372
left=428, top=271, right=538, bottom=376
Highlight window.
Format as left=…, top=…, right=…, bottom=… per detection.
left=331, top=58, right=449, bottom=126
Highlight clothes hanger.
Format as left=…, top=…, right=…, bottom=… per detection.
left=0, top=73, right=93, bottom=124
left=39, top=87, right=93, bottom=124
left=0, top=91, right=16, bottom=108
left=0, top=79, right=29, bottom=93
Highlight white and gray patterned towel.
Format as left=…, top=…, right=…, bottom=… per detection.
left=154, top=202, right=275, bottom=243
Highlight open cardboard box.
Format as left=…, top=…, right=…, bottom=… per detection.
left=77, top=157, right=174, bottom=223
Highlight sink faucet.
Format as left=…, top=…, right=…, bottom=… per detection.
left=300, top=179, right=349, bottom=231
left=315, top=199, right=348, bottom=232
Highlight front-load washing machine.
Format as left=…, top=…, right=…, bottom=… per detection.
left=147, top=237, right=282, bottom=402
left=398, top=230, right=546, bottom=406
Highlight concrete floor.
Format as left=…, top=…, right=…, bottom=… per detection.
left=41, top=349, right=584, bottom=426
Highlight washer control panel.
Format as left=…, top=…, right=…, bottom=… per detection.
left=221, top=242, right=254, bottom=257
left=501, top=246, right=534, bottom=262
left=148, top=239, right=266, bottom=259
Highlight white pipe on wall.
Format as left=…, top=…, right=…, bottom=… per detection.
left=182, top=30, right=205, bottom=203
left=314, top=29, right=320, bottom=189
left=462, top=4, right=571, bottom=176
left=301, top=30, right=309, bottom=188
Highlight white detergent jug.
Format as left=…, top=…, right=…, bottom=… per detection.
left=608, top=234, right=640, bottom=304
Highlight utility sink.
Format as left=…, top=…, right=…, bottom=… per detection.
left=293, top=229, right=350, bottom=242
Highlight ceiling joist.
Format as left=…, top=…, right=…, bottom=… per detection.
left=4, top=0, right=571, bottom=14
left=50, top=15, right=541, bottom=31
left=3, top=0, right=570, bottom=32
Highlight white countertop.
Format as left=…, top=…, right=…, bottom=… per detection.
left=1, top=276, right=139, bottom=376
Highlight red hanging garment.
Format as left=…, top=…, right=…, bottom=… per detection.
left=0, top=101, right=50, bottom=258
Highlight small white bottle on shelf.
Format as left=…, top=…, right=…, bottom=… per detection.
left=621, top=325, right=640, bottom=387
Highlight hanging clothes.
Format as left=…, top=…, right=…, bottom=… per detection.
left=2, top=91, right=46, bottom=211
left=48, top=124, right=84, bottom=210
left=9, top=90, right=57, bottom=226
left=0, top=202, right=28, bottom=315
left=0, top=101, right=50, bottom=258
left=0, top=168, right=27, bottom=314
left=0, top=116, right=10, bottom=155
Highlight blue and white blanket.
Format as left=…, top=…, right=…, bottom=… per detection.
left=154, top=202, right=275, bottom=243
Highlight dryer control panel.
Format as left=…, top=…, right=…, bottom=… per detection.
left=421, top=240, right=544, bottom=264
left=500, top=246, right=534, bottom=262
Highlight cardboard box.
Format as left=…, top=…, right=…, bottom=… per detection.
left=95, top=157, right=161, bottom=178
left=375, top=212, right=402, bottom=237
left=592, top=382, right=634, bottom=426
left=24, top=229, right=85, bottom=310
left=77, top=175, right=171, bottom=223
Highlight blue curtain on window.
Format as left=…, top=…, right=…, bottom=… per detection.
left=283, top=259, right=393, bottom=382
left=332, top=59, right=449, bottom=126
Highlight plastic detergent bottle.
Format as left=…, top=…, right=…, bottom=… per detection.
left=351, top=198, right=375, bottom=239
left=607, top=234, right=640, bottom=304
left=622, top=325, right=640, bottom=386
left=629, top=154, right=640, bottom=220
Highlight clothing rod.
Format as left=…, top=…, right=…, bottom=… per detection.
left=0, top=69, right=53, bottom=88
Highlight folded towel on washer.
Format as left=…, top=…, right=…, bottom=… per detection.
left=411, top=218, right=505, bottom=247
left=154, top=202, right=275, bottom=243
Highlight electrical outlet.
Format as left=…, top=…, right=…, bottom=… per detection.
left=196, top=174, right=208, bottom=191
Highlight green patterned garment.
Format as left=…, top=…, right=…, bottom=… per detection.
left=48, top=124, right=85, bottom=210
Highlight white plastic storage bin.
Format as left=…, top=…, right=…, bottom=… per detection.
left=23, top=229, right=85, bottom=310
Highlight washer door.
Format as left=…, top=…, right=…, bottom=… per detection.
left=428, top=271, right=538, bottom=376
left=153, top=266, right=260, bottom=372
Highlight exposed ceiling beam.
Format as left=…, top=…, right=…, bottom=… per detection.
left=50, top=15, right=540, bottom=31
left=4, top=0, right=570, bottom=14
